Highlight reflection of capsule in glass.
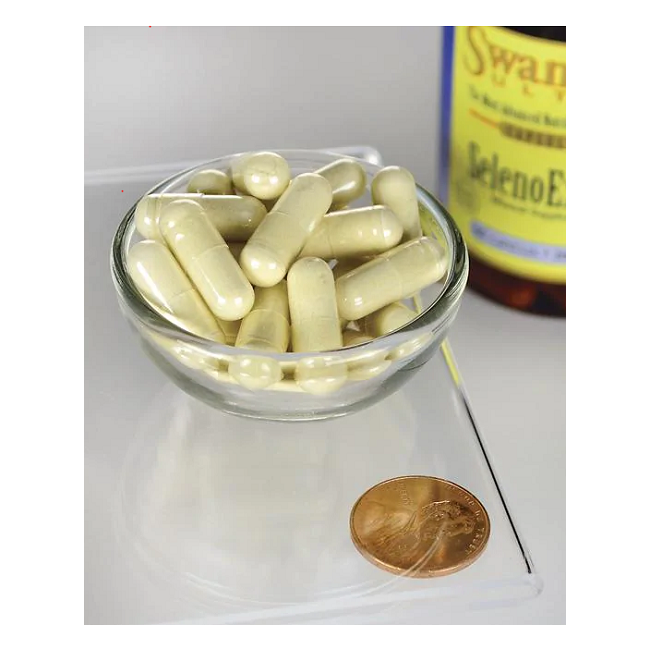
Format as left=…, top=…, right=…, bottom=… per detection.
left=342, top=329, right=391, bottom=381
left=362, top=302, right=433, bottom=361
left=295, top=357, right=348, bottom=395
left=147, top=331, right=222, bottom=372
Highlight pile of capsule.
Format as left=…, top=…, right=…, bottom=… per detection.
left=127, top=152, right=447, bottom=395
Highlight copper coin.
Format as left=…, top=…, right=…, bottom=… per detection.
left=350, top=476, right=490, bottom=578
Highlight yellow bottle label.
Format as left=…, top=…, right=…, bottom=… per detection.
left=445, top=26, right=566, bottom=283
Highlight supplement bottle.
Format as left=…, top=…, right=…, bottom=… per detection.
left=439, top=26, right=566, bottom=316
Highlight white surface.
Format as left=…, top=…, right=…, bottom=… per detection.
left=85, top=174, right=565, bottom=624
left=404, top=293, right=566, bottom=625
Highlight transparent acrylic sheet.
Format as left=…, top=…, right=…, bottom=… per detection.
left=113, top=342, right=539, bottom=624
left=86, top=146, right=540, bottom=623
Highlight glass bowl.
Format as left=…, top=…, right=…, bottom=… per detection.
left=111, top=150, right=468, bottom=421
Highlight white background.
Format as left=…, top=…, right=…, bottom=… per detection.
left=85, top=26, right=565, bottom=624
left=85, top=26, right=442, bottom=185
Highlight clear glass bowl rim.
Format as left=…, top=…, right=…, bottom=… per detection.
left=110, top=149, right=469, bottom=360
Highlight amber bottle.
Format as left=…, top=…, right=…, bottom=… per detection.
left=439, top=26, right=566, bottom=316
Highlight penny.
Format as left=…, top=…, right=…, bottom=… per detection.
left=349, top=476, right=490, bottom=578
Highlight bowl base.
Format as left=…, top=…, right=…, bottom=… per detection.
left=142, top=338, right=432, bottom=422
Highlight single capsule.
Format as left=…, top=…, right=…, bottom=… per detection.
left=240, top=173, right=332, bottom=287
left=295, top=357, right=348, bottom=395
left=127, top=240, right=225, bottom=342
left=371, top=166, right=422, bottom=242
left=287, top=257, right=342, bottom=352
left=186, top=169, right=233, bottom=195
left=135, top=193, right=266, bottom=242
left=229, top=283, right=290, bottom=390
left=230, top=151, right=291, bottom=200
left=336, top=237, right=446, bottom=321
left=299, top=206, right=403, bottom=259
left=342, top=329, right=391, bottom=381
left=158, top=199, right=255, bottom=321
left=362, top=302, right=433, bottom=360
left=362, top=302, right=417, bottom=337
left=228, top=355, right=283, bottom=390
left=315, top=158, right=366, bottom=208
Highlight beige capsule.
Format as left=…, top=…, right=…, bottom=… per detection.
left=186, top=169, right=233, bottom=195
left=229, top=282, right=290, bottom=390
left=299, top=206, right=403, bottom=260
left=240, top=173, right=332, bottom=287
left=158, top=199, right=255, bottom=321
left=342, top=330, right=391, bottom=381
left=362, top=302, right=417, bottom=336
left=332, top=259, right=365, bottom=330
left=288, top=257, right=342, bottom=352
left=221, top=246, right=245, bottom=338
left=362, top=302, right=434, bottom=360
left=294, top=357, right=348, bottom=395
left=336, top=237, right=446, bottom=321
left=127, top=240, right=225, bottom=342
left=227, top=355, right=283, bottom=390
left=315, top=158, right=366, bottom=208
left=390, top=332, right=434, bottom=361
left=371, top=166, right=422, bottom=242
left=235, top=282, right=290, bottom=352
left=230, top=151, right=291, bottom=200
left=135, top=193, right=266, bottom=242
